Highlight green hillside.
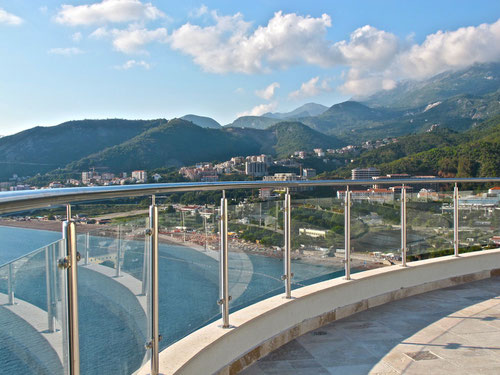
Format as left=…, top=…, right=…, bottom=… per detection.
left=180, top=114, right=221, bottom=128
left=363, top=62, right=500, bottom=109
left=66, top=119, right=264, bottom=171
left=64, top=119, right=342, bottom=172
left=227, top=116, right=280, bottom=129
left=0, top=119, right=163, bottom=180
left=269, top=121, right=343, bottom=158
left=364, top=115, right=500, bottom=177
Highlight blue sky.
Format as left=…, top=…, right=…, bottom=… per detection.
left=0, top=0, right=499, bottom=135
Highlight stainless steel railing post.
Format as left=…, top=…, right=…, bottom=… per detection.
left=62, top=215, right=80, bottom=375
left=7, top=262, right=14, bottom=305
left=401, top=185, right=407, bottom=267
left=148, top=198, right=160, bottom=375
left=45, top=244, right=56, bottom=332
left=283, top=188, right=292, bottom=298
left=454, top=183, right=459, bottom=257
left=219, top=191, right=230, bottom=328
left=344, top=186, right=351, bottom=280
left=115, top=225, right=121, bottom=277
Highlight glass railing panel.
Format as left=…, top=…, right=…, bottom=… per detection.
left=458, top=189, right=500, bottom=253
left=291, top=197, right=346, bottom=289
left=0, top=240, right=68, bottom=375
left=0, top=225, right=61, bottom=265
left=350, top=195, right=402, bottom=269
left=157, top=202, right=220, bottom=349
left=227, top=200, right=285, bottom=311
left=76, top=201, right=149, bottom=375
left=406, top=190, right=454, bottom=260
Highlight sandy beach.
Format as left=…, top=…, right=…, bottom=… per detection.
left=0, top=218, right=384, bottom=270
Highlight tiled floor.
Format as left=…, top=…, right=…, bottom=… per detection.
left=241, top=277, right=500, bottom=375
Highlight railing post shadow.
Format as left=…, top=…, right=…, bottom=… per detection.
left=7, top=262, right=14, bottom=305
left=344, top=186, right=351, bottom=280
left=115, top=224, right=122, bottom=277
left=84, top=232, right=89, bottom=266
left=283, top=188, right=292, bottom=298
left=219, top=190, right=231, bottom=328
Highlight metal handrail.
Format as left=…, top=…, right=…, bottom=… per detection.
left=0, top=238, right=63, bottom=268
left=1, top=176, right=500, bottom=375
left=1, top=177, right=499, bottom=214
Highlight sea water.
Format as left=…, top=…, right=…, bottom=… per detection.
left=0, top=226, right=343, bottom=374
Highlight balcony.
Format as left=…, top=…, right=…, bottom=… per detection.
left=0, top=177, right=499, bottom=375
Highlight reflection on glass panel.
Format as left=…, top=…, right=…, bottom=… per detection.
left=228, top=201, right=284, bottom=311
left=0, top=241, right=68, bottom=375
left=76, top=204, right=149, bottom=375
left=156, top=201, right=220, bottom=350
left=291, top=197, right=346, bottom=288
left=350, top=192, right=401, bottom=269
left=406, top=190, right=454, bottom=260
left=458, top=189, right=500, bottom=253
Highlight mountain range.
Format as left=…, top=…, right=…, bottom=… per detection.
left=1, top=62, right=499, bottom=182
left=0, top=118, right=342, bottom=180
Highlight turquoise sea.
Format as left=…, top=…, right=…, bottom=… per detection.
left=0, top=226, right=344, bottom=374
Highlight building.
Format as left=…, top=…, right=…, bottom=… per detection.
left=245, top=162, right=267, bottom=177
left=303, top=168, right=316, bottom=179
left=132, top=170, right=147, bottom=182
left=101, top=173, right=115, bottom=181
left=259, top=187, right=273, bottom=199
left=48, top=182, right=64, bottom=189
left=313, top=148, right=325, bottom=157
left=264, top=173, right=299, bottom=182
left=299, top=228, right=328, bottom=238
left=82, top=170, right=99, bottom=184
left=351, top=167, right=381, bottom=180
left=9, top=184, right=31, bottom=191
left=200, top=175, right=218, bottom=182
left=337, top=188, right=394, bottom=202
left=488, top=187, right=500, bottom=195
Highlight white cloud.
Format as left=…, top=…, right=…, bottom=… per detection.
left=169, top=10, right=337, bottom=74
left=39, top=6, right=48, bottom=15
left=397, top=19, right=500, bottom=79
left=91, top=25, right=168, bottom=53
left=234, top=87, right=245, bottom=94
left=72, top=32, right=83, bottom=42
left=114, top=59, right=150, bottom=69
left=189, top=5, right=208, bottom=18
left=237, top=102, right=278, bottom=117
left=48, top=47, right=84, bottom=56
left=289, top=77, right=331, bottom=99
left=335, top=25, right=399, bottom=69
left=0, top=8, right=23, bottom=25
left=55, top=0, right=164, bottom=26
left=167, top=8, right=500, bottom=97
left=340, top=18, right=500, bottom=96
left=339, top=69, right=396, bottom=96
left=256, top=82, right=280, bottom=100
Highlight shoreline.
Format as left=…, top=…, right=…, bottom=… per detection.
left=0, top=218, right=383, bottom=271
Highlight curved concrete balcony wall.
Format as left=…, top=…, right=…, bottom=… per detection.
left=137, top=249, right=500, bottom=375
left=0, top=263, right=147, bottom=374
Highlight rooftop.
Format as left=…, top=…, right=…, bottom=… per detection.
left=242, top=277, right=500, bottom=375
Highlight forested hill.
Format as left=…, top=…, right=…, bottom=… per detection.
left=0, top=119, right=164, bottom=180
left=335, top=115, right=500, bottom=178
left=65, top=119, right=343, bottom=172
